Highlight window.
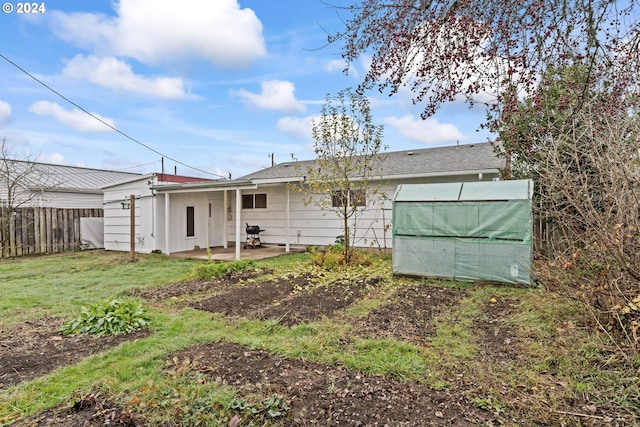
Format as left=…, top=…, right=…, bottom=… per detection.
left=242, top=193, right=267, bottom=209
left=255, top=193, right=267, bottom=209
left=331, top=189, right=366, bottom=207
left=186, top=206, right=195, bottom=237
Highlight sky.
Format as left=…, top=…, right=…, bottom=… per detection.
left=0, top=0, right=492, bottom=179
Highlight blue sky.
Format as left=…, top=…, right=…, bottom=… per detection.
left=0, top=0, right=492, bottom=178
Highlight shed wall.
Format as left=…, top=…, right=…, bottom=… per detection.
left=392, top=180, right=533, bottom=285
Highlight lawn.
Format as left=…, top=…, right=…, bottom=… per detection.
left=0, top=250, right=638, bottom=426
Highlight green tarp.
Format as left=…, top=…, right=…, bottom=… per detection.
left=392, top=180, right=533, bottom=285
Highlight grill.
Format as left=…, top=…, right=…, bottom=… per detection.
left=244, top=223, right=265, bottom=249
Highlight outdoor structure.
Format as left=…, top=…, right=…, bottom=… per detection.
left=392, top=179, right=534, bottom=285
left=102, top=142, right=505, bottom=260
left=0, top=160, right=140, bottom=257
left=101, top=173, right=217, bottom=253
left=0, top=160, right=140, bottom=209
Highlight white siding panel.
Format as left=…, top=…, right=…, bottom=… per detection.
left=103, top=178, right=158, bottom=253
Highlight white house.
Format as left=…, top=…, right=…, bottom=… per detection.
left=101, top=173, right=218, bottom=253
left=102, top=142, right=505, bottom=260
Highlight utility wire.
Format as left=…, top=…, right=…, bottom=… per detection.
left=0, top=53, right=227, bottom=179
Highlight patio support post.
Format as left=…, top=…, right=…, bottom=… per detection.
left=164, top=193, right=171, bottom=255
left=235, top=188, right=241, bottom=260
left=223, top=190, right=228, bottom=248
left=285, top=186, right=290, bottom=252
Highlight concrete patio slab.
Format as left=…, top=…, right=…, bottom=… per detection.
left=170, top=245, right=304, bottom=261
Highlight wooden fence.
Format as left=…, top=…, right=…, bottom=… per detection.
left=0, top=207, right=103, bottom=258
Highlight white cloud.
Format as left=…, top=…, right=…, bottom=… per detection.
left=29, top=101, right=116, bottom=132
left=383, top=115, right=464, bottom=145
left=235, top=80, right=305, bottom=113
left=277, top=115, right=315, bottom=140
left=50, top=0, right=266, bottom=68
left=323, top=59, right=346, bottom=73
left=63, top=55, right=187, bottom=99
left=39, top=152, right=66, bottom=164
left=0, top=100, right=11, bottom=124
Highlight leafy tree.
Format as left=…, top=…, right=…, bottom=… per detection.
left=292, top=88, right=386, bottom=264
left=496, top=63, right=596, bottom=180
left=333, top=0, right=638, bottom=126
left=333, top=1, right=640, bottom=349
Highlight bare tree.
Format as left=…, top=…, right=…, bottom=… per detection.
left=0, top=137, right=55, bottom=257
left=535, top=107, right=640, bottom=349
left=291, top=88, right=386, bottom=264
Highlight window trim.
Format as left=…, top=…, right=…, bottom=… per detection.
left=242, top=193, right=268, bottom=209
left=186, top=206, right=195, bottom=237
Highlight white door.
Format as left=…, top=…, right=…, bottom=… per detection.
left=208, top=198, right=224, bottom=247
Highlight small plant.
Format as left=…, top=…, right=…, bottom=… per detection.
left=191, top=259, right=257, bottom=280
left=262, top=395, right=288, bottom=418
left=473, top=396, right=506, bottom=415
left=60, top=298, right=151, bottom=337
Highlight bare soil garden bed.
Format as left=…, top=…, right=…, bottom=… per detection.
left=0, top=318, right=148, bottom=390
left=4, top=269, right=624, bottom=426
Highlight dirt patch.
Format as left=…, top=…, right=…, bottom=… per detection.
left=190, top=274, right=380, bottom=326
left=129, top=269, right=272, bottom=301
left=474, top=297, right=522, bottom=362
left=0, top=318, right=148, bottom=390
left=355, top=285, right=466, bottom=344
left=12, top=393, right=142, bottom=427
left=171, top=341, right=498, bottom=426
left=256, top=277, right=380, bottom=326
left=191, top=272, right=314, bottom=318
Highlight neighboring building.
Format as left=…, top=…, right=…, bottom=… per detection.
left=0, top=159, right=140, bottom=208
left=0, top=159, right=141, bottom=256
left=103, top=142, right=505, bottom=260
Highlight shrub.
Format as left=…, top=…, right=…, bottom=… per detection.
left=309, top=244, right=372, bottom=270
left=60, top=298, right=151, bottom=337
left=191, top=259, right=257, bottom=280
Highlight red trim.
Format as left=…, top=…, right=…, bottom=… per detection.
left=156, top=173, right=215, bottom=184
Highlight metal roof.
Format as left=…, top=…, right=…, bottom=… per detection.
left=237, top=142, right=504, bottom=181
left=1, top=159, right=142, bottom=191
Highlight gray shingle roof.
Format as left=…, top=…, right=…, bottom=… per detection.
left=238, top=142, right=504, bottom=181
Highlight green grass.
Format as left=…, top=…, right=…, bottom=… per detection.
left=0, top=251, right=200, bottom=326
left=1, top=250, right=638, bottom=426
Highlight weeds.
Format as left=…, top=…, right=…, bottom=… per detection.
left=129, top=357, right=288, bottom=426
left=308, top=244, right=372, bottom=269
left=191, top=259, right=257, bottom=280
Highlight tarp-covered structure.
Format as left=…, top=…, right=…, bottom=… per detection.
left=392, top=179, right=533, bottom=285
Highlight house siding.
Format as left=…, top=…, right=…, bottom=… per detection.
left=226, top=172, right=499, bottom=249
left=103, top=178, right=158, bottom=253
